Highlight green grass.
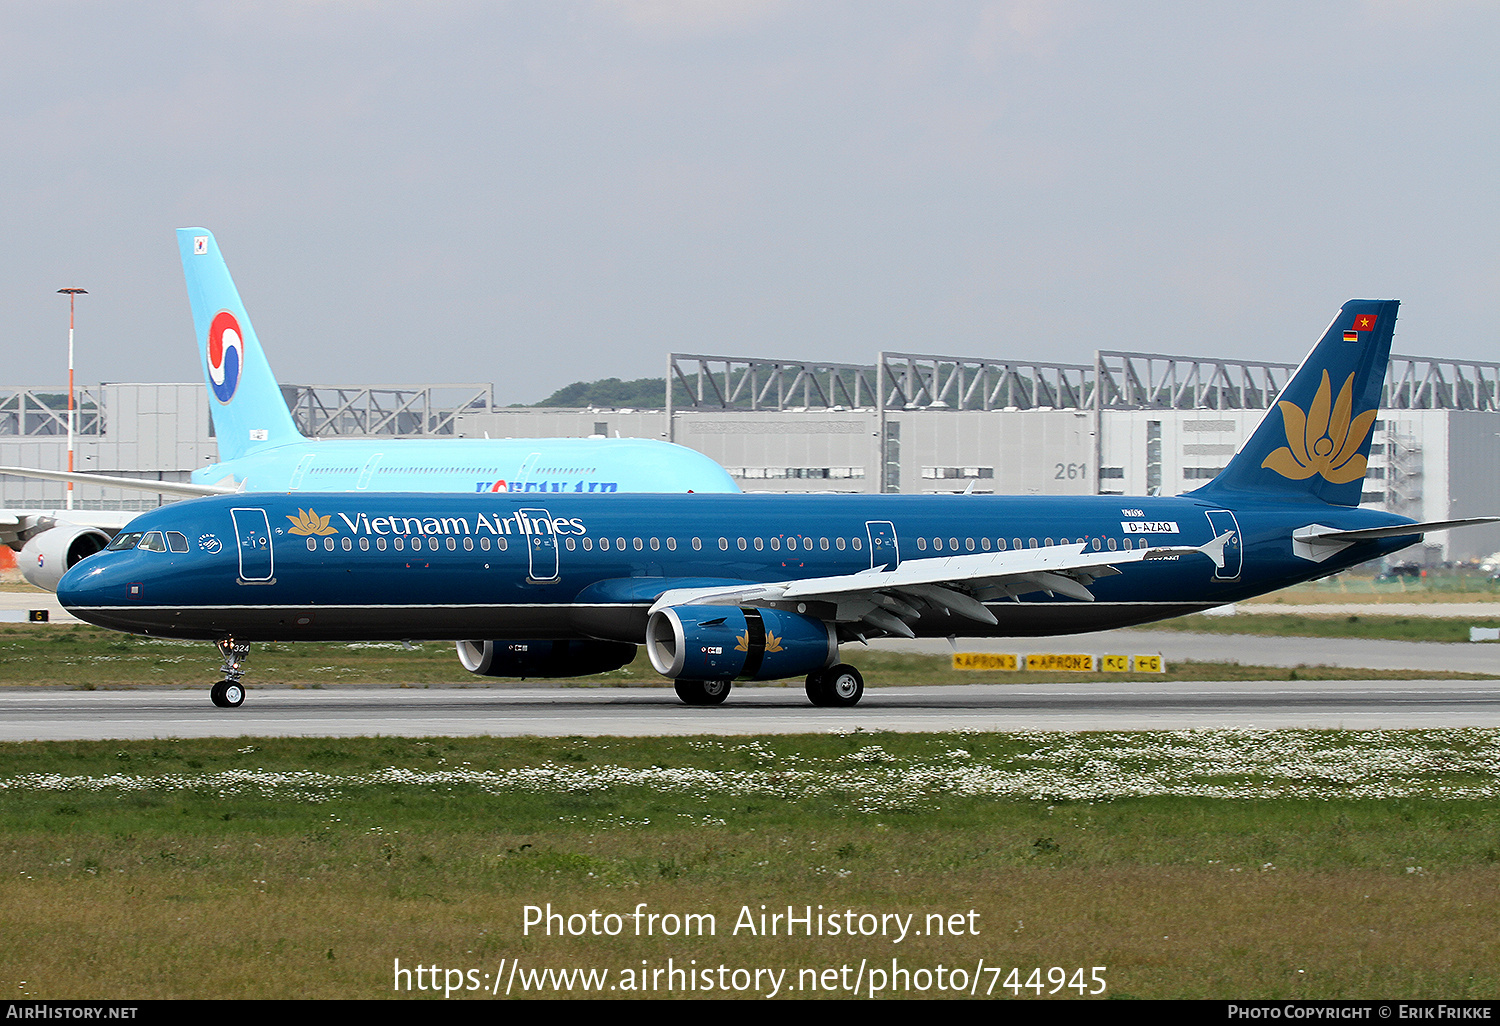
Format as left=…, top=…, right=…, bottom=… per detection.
left=1132, top=612, right=1500, bottom=643
left=1247, top=568, right=1500, bottom=603
left=3, top=731, right=1500, bottom=999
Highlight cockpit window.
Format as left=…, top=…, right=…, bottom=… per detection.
left=106, top=532, right=143, bottom=551
left=166, top=531, right=190, bottom=553
left=138, top=532, right=167, bottom=552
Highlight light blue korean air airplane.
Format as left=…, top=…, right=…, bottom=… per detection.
left=1, top=229, right=737, bottom=589
left=58, top=299, right=1498, bottom=709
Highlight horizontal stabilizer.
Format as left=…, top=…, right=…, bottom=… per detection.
left=1292, top=517, right=1500, bottom=562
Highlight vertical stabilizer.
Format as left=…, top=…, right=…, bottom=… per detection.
left=1191, top=299, right=1398, bottom=507
left=177, top=228, right=303, bottom=461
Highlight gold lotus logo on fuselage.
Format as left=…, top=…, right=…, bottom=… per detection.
left=1261, top=370, right=1376, bottom=484
left=286, top=508, right=338, bottom=536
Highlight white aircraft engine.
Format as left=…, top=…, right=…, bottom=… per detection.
left=20, top=523, right=112, bottom=591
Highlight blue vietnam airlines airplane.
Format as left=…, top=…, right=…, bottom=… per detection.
left=1, top=228, right=737, bottom=589
left=58, top=299, right=1496, bottom=709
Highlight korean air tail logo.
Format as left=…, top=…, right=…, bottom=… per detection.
left=207, top=310, right=244, bottom=404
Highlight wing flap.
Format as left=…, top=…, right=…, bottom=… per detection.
left=649, top=538, right=1222, bottom=637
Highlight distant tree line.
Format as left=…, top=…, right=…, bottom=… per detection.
left=528, top=376, right=696, bottom=409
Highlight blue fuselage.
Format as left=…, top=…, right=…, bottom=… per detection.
left=58, top=491, right=1418, bottom=643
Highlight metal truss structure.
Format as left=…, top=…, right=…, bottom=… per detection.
left=1093, top=351, right=1297, bottom=411
left=878, top=352, right=1094, bottom=411
left=667, top=354, right=879, bottom=413
left=0, top=388, right=103, bottom=436
left=4, top=350, right=1497, bottom=441
left=283, top=383, right=493, bottom=436
left=1384, top=355, right=1500, bottom=412
left=668, top=350, right=1500, bottom=415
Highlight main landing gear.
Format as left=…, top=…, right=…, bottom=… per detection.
left=805, top=664, right=864, bottom=708
left=674, top=678, right=732, bottom=706
left=210, top=638, right=249, bottom=708
left=671, top=665, right=867, bottom=708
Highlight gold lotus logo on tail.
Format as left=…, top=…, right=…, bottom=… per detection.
left=286, top=508, right=337, bottom=536
left=1261, top=370, right=1376, bottom=484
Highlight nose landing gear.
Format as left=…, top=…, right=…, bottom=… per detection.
left=210, top=638, right=250, bottom=708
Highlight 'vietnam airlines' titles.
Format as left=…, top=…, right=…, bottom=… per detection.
left=325, top=510, right=589, bottom=538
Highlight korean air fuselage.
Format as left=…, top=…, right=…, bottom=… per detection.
left=191, top=435, right=734, bottom=496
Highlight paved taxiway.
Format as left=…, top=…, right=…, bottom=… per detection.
left=3, top=678, right=1499, bottom=740
left=875, top=630, right=1500, bottom=674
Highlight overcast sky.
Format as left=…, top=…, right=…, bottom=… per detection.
left=3, top=1, right=1497, bottom=403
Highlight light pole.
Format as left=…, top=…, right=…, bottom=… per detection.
left=57, top=288, right=87, bottom=510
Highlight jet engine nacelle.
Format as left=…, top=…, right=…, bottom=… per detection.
left=646, top=605, right=837, bottom=682
left=20, top=524, right=113, bottom=592
left=456, top=639, right=637, bottom=678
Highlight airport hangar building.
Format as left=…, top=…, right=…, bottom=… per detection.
left=3, top=347, right=1498, bottom=563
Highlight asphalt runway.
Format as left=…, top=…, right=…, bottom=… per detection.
left=3, top=678, right=1500, bottom=740
left=3, top=589, right=1495, bottom=740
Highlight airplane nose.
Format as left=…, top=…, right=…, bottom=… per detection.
left=57, top=555, right=145, bottom=614
left=57, top=559, right=110, bottom=608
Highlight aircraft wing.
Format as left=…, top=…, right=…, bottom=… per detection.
left=0, top=466, right=238, bottom=498
left=0, top=509, right=138, bottom=549
left=649, top=534, right=1230, bottom=639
